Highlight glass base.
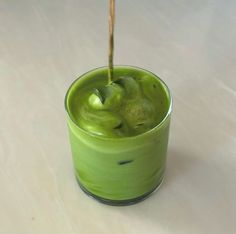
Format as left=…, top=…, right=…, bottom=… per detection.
left=76, top=177, right=164, bottom=206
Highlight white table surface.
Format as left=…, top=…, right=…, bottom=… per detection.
left=1, top=0, right=236, bottom=233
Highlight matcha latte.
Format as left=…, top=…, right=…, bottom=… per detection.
left=65, top=66, right=172, bottom=205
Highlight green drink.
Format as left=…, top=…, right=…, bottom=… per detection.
left=65, top=66, right=172, bottom=205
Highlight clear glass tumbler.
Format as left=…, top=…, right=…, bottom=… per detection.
left=65, top=66, right=172, bottom=205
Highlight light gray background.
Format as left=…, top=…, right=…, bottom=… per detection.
left=1, top=0, right=236, bottom=233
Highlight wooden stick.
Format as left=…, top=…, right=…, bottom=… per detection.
left=108, top=0, right=115, bottom=84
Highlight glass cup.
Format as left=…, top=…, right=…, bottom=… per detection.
left=65, top=66, right=172, bottom=205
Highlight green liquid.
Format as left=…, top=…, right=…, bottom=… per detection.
left=65, top=66, right=172, bottom=201
left=67, top=66, right=169, bottom=137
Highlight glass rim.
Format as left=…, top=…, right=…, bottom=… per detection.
left=64, top=65, right=172, bottom=141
